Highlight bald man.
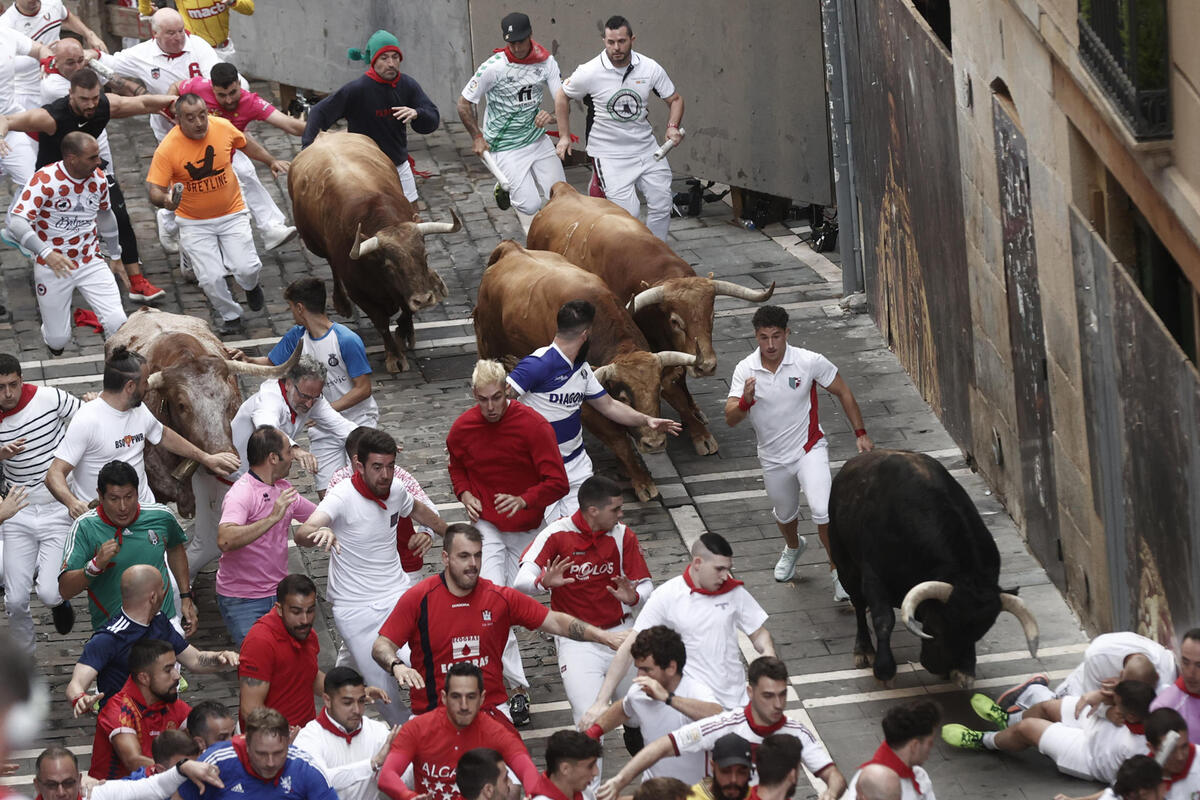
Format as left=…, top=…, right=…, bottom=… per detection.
left=64, top=565, right=238, bottom=715
left=855, top=764, right=901, bottom=800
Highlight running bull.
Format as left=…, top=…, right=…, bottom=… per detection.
left=527, top=181, right=773, bottom=456
left=475, top=240, right=696, bottom=501
left=828, top=449, right=1040, bottom=688
left=288, top=131, right=459, bottom=373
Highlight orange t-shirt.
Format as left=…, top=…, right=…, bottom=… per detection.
left=147, top=116, right=246, bottom=220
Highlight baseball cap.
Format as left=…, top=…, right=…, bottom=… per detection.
left=711, top=734, right=752, bottom=768
left=501, top=12, right=533, bottom=42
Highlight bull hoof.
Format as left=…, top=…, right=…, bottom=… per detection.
left=854, top=650, right=875, bottom=669
left=634, top=481, right=660, bottom=503
left=949, top=670, right=975, bottom=690
left=874, top=678, right=896, bottom=689
left=385, top=353, right=409, bottom=373
left=692, top=434, right=719, bottom=456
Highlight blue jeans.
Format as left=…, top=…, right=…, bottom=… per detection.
left=216, top=594, right=275, bottom=647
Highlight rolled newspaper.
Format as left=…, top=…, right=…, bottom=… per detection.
left=480, top=150, right=511, bottom=192
left=653, top=127, right=685, bottom=161
left=1155, top=730, right=1182, bottom=767
left=169, top=183, right=184, bottom=206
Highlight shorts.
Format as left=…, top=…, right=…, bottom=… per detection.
left=1037, top=721, right=1092, bottom=780
left=761, top=444, right=832, bottom=525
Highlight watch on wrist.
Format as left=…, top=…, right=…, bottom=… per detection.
left=175, top=757, right=191, bottom=774
left=389, top=659, right=405, bottom=674
left=179, top=592, right=194, bottom=599
left=665, top=691, right=675, bottom=707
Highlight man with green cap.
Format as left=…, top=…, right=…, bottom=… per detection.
left=302, top=30, right=439, bottom=203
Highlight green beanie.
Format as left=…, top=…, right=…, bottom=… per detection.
left=347, top=29, right=403, bottom=66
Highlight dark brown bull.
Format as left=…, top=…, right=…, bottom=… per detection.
left=105, top=309, right=299, bottom=516
left=475, top=241, right=697, bottom=501
left=288, top=131, right=459, bottom=373
left=527, top=181, right=773, bottom=457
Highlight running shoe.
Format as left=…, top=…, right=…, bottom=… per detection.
left=773, top=540, right=806, bottom=582
left=941, top=723, right=985, bottom=750
left=494, top=182, right=511, bottom=211
left=128, top=273, right=166, bottom=302
left=996, top=673, right=1050, bottom=713
left=970, top=693, right=1010, bottom=729
left=51, top=601, right=75, bottom=635
left=509, top=691, right=531, bottom=727
left=832, top=569, right=850, bottom=602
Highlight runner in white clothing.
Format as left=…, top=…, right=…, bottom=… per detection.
left=726, top=304, right=873, bottom=598
left=581, top=532, right=774, bottom=728
left=0, top=25, right=50, bottom=185
left=554, top=15, right=684, bottom=241
left=845, top=700, right=940, bottom=800
left=297, top=428, right=447, bottom=724
left=458, top=12, right=565, bottom=233
left=0, top=0, right=105, bottom=109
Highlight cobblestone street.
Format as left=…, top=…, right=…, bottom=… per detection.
left=1, top=89, right=1097, bottom=800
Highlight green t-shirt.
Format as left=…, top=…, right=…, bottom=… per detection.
left=60, top=503, right=188, bottom=630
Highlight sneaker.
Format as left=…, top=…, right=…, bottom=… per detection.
left=245, top=285, right=265, bottom=311
left=941, top=723, right=986, bottom=750
left=970, top=693, right=1010, bottom=729
left=128, top=273, right=166, bottom=302
left=773, top=540, right=805, bottom=582
left=262, top=224, right=297, bottom=251
left=217, top=317, right=244, bottom=337
left=832, top=569, right=850, bottom=602
left=157, top=213, right=179, bottom=254
left=51, top=601, right=75, bottom=635
left=494, top=182, right=511, bottom=211
left=996, top=673, right=1050, bottom=713
left=509, top=691, right=531, bottom=728
left=177, top=675, right=190, bottom=693
left=48, top=346, right=64, bottom=356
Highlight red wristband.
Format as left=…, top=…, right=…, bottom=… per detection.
left=738, top=396, right=755, bottom=412
left=69, top=692, right=84, bottom=707
left=584, top=724, right=604, bottom=739
left=854, top=428, right=867, bottom=438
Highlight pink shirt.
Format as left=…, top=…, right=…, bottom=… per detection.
left=216, top=471, right=317, bottom=598
left=178, top=76, right=275, bottom=132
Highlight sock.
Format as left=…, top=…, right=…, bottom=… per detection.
left=1008, top=709, right=1024, bottom=724
left=1018, top=683, right=1055, bottom=709
left=982, top=732, right=999, bottom=750
left=516, top=210, right=535, bottom=234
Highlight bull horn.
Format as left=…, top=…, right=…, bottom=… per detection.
left=415, top=211, right=462, bottom=236
left=627, top=285, right=665, bottom=315
left=224, top=338, right=304, bottom=378
left=655, top=351, right=698, bottom=369
left=593, top=364, right=615, bottom=384
left=1000, top=593, right=1040, bottom=658
left=171, top=459, right=199, bottom=482
left=147, top=372, right=166, bottom=390
left=711, top=279, right=776, bottom=302
left=899, top=580, right=953, bottom=640
left=350, top=223, right=380, bottom=259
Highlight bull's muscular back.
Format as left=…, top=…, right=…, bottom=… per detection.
left=828, top=449, right=1001, bottom=607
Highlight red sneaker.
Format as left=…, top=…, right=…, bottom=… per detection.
left=129, top=273, right=166, bottom=302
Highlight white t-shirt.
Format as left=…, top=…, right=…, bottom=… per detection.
left=229, top=378, right=356, bottom=477
left=109, top=34, right=224, bottom=139
left=292, top=713, right=391, bottom=800
left=1165, top=743, right=1200, bottom=799
left=0, top=0, right=65, bottom=107
left=728, top=344, right=838, bottom=468
left=1084, top=713, right=1147, bottom=785
left=54, top=398, right=164, bottom=504
left=316, top=476, right=415, bottom=606
left=0, top=27, right=36, bottom=115
left=1057, top=631, right=1179, bottom=696
left=561, top=50, right=675, bottom=158
left=633, top=574, right=769, bottom=710
left=622, top=673, right=718, bottom=784
left=267, top=324, right=378, bottom=429
left=845, top=765, right=936, bottom=800
left=670, top=707, right=833, bottom=782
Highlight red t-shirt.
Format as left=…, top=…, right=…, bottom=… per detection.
left=238, top=610, right=321, bottom=727
left=89, top=678, right=191, bottom=779
left=521, top=511, right=651, bottom=628
left=378, top=574, right=549, bottom=714
left=377, top=708, right=538, bottom=800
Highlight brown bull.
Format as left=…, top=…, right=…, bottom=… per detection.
left=527, top=181, right=774, bottom=457
left=105, top=309, right=299, bottom=516
left=475, top=241, right=696, bottom=501
left=288, top=131, right=460, bottom=373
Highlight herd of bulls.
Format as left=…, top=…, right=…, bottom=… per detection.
left=115, top=131, right=1039, bottom=690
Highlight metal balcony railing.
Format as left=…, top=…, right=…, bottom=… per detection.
left=1079, top=0, right=1171, bottom=140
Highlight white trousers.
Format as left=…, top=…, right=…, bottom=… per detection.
left=310, top=406, right=376, bottom=490
left=231, top=150, right=287, bottom=231
left=593, top=153, right=673, bottom=241
left=543, top=450, right=591, bottom=525
left=477, top=519, right=538, bottom=689
left=2, top=130, right=36, bottom=188
left=762, top=444, right=833, bottom=525
left=2, top=500, right=73, bottom=653
left=556, top=621, right=634, bottom=724
left=396, top=162, right=418, bottom=203
left=33, top=258, right=127, bottom=350
left=177, top=211, right=262, bottom=322
left=332, top=599, right=412, bottom=725
left=492, top=136, right=565, bottom=215
left=187, top=472, right=232, bottom=582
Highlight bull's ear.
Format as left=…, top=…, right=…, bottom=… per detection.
left=640, top=280, right=650, bottom=290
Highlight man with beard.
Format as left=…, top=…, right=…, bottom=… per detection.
left=298, top=428, right=446, bottom=724
left=377, top=663, right=546, bottom=800
left=372, top=523, right=628, bottom=728
left=88, top=639, right=191, bottom=780
left=750, top=735, right=805, bottom=800
left=58, top=461, right=194, bottom=634
left=846, top=701, right=938, bottom=800
left=686, top=735, right=751, bottom=800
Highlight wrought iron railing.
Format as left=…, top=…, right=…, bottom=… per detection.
left=1078, top=0, right=1171, bottom=140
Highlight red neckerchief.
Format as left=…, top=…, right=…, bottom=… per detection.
left=232, top=734, right=283, bottom=785
left=859, top=742, right=919, bottom=793
left=493, top=39, right=551, bottom=64
left=0, top=384, right=36, bottom=421
left=351, top=471, right=389, bottom=506
left=682, top=564, right=744, bottom=596
left=315, top=707, right=361, bottom=744
left=1177, top=677, right=1200, bottom=699
left=1127, top=721, right=1146, bottom=734
left=742, top=703, right=786, bottom=737
left=1164, top=744, right=1197, bottom=787
left=277, top=379, right=297, bottom=424
left=365, top=66, right=401, bottom=87
left=97, top=502, right=140, bottom=548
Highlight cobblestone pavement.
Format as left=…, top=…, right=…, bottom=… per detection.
left=1, top=86, right=1097, bottom=799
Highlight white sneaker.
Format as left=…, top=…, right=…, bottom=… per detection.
left=179, top=249, right=195, bottom=283
left=263, top=224, right=297, bottom=250
left=773, top=539, right=806, bottom=582
left=157, top=209, right=179, bottom=254
left=832, top=569, right=850, bottom=602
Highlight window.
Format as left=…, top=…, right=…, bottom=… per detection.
left=1078, top=0, right=1171, bottom=140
